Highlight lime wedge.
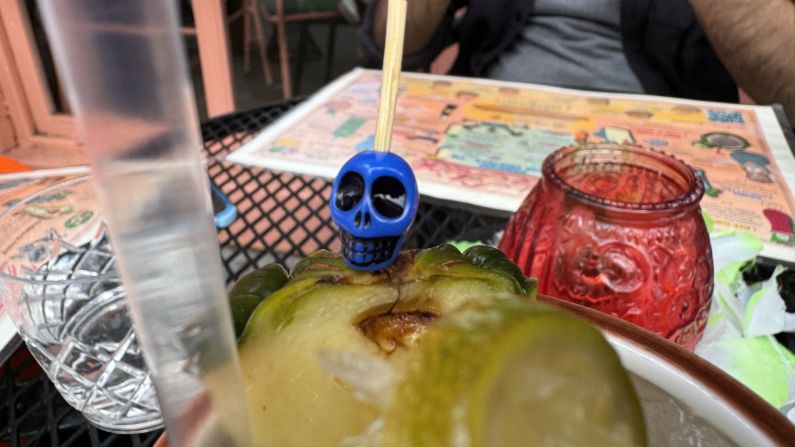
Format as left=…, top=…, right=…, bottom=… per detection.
left=380, top=301, right=645, bottom=447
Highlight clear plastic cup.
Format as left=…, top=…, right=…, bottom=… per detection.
left=0, top=176, right=162, bottom=433
left=37, top=1, right=251, bottom=443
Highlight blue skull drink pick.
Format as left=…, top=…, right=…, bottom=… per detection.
left=331, top=151, right=418, bottom=271
left=330, top=0, right=414, bottom=271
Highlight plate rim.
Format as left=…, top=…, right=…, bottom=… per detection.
left=540, top=295, right=795, bottom=445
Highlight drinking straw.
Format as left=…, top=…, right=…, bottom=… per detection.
left=37, top=1, right=251, bottom=445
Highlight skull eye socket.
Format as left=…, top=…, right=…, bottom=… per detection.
left=371, top=176, right=406, bottom=218
left=335, top=172, right=364, bottom=211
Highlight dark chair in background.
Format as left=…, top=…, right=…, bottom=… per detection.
left=238, top=0, right=341, bottom=99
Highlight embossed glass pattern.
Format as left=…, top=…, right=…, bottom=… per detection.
left=0, top=177, right=162, bottom=433
left=500, top=144, right=713, bottom=349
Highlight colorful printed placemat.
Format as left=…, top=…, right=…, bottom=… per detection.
left=228, top=69, right=795, bottom=261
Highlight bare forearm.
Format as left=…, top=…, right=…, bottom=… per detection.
left=689, top=0, right=795, bottom=123
left=373, top=0, right=451, bottom=55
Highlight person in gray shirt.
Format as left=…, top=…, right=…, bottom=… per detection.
left=486, top=0, right=645, bottom=93
left=363, top=0, right=795, bottom=124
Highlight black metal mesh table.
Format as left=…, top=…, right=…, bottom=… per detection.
left=0, top=100, right=511, bottom=446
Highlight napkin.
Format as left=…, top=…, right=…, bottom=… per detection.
left=695, top=222, right=795, bottom=421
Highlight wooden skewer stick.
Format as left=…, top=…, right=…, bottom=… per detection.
left=373, top=0, right=408, bottom=153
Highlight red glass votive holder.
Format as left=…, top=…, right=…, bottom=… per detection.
left=500, top=144, right=713, bottom=349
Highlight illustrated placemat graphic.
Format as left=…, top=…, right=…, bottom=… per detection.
left=228, top=69, right=795, bottom=261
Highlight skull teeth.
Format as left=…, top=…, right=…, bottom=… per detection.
left=340, top=232, right=400, bottom=267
